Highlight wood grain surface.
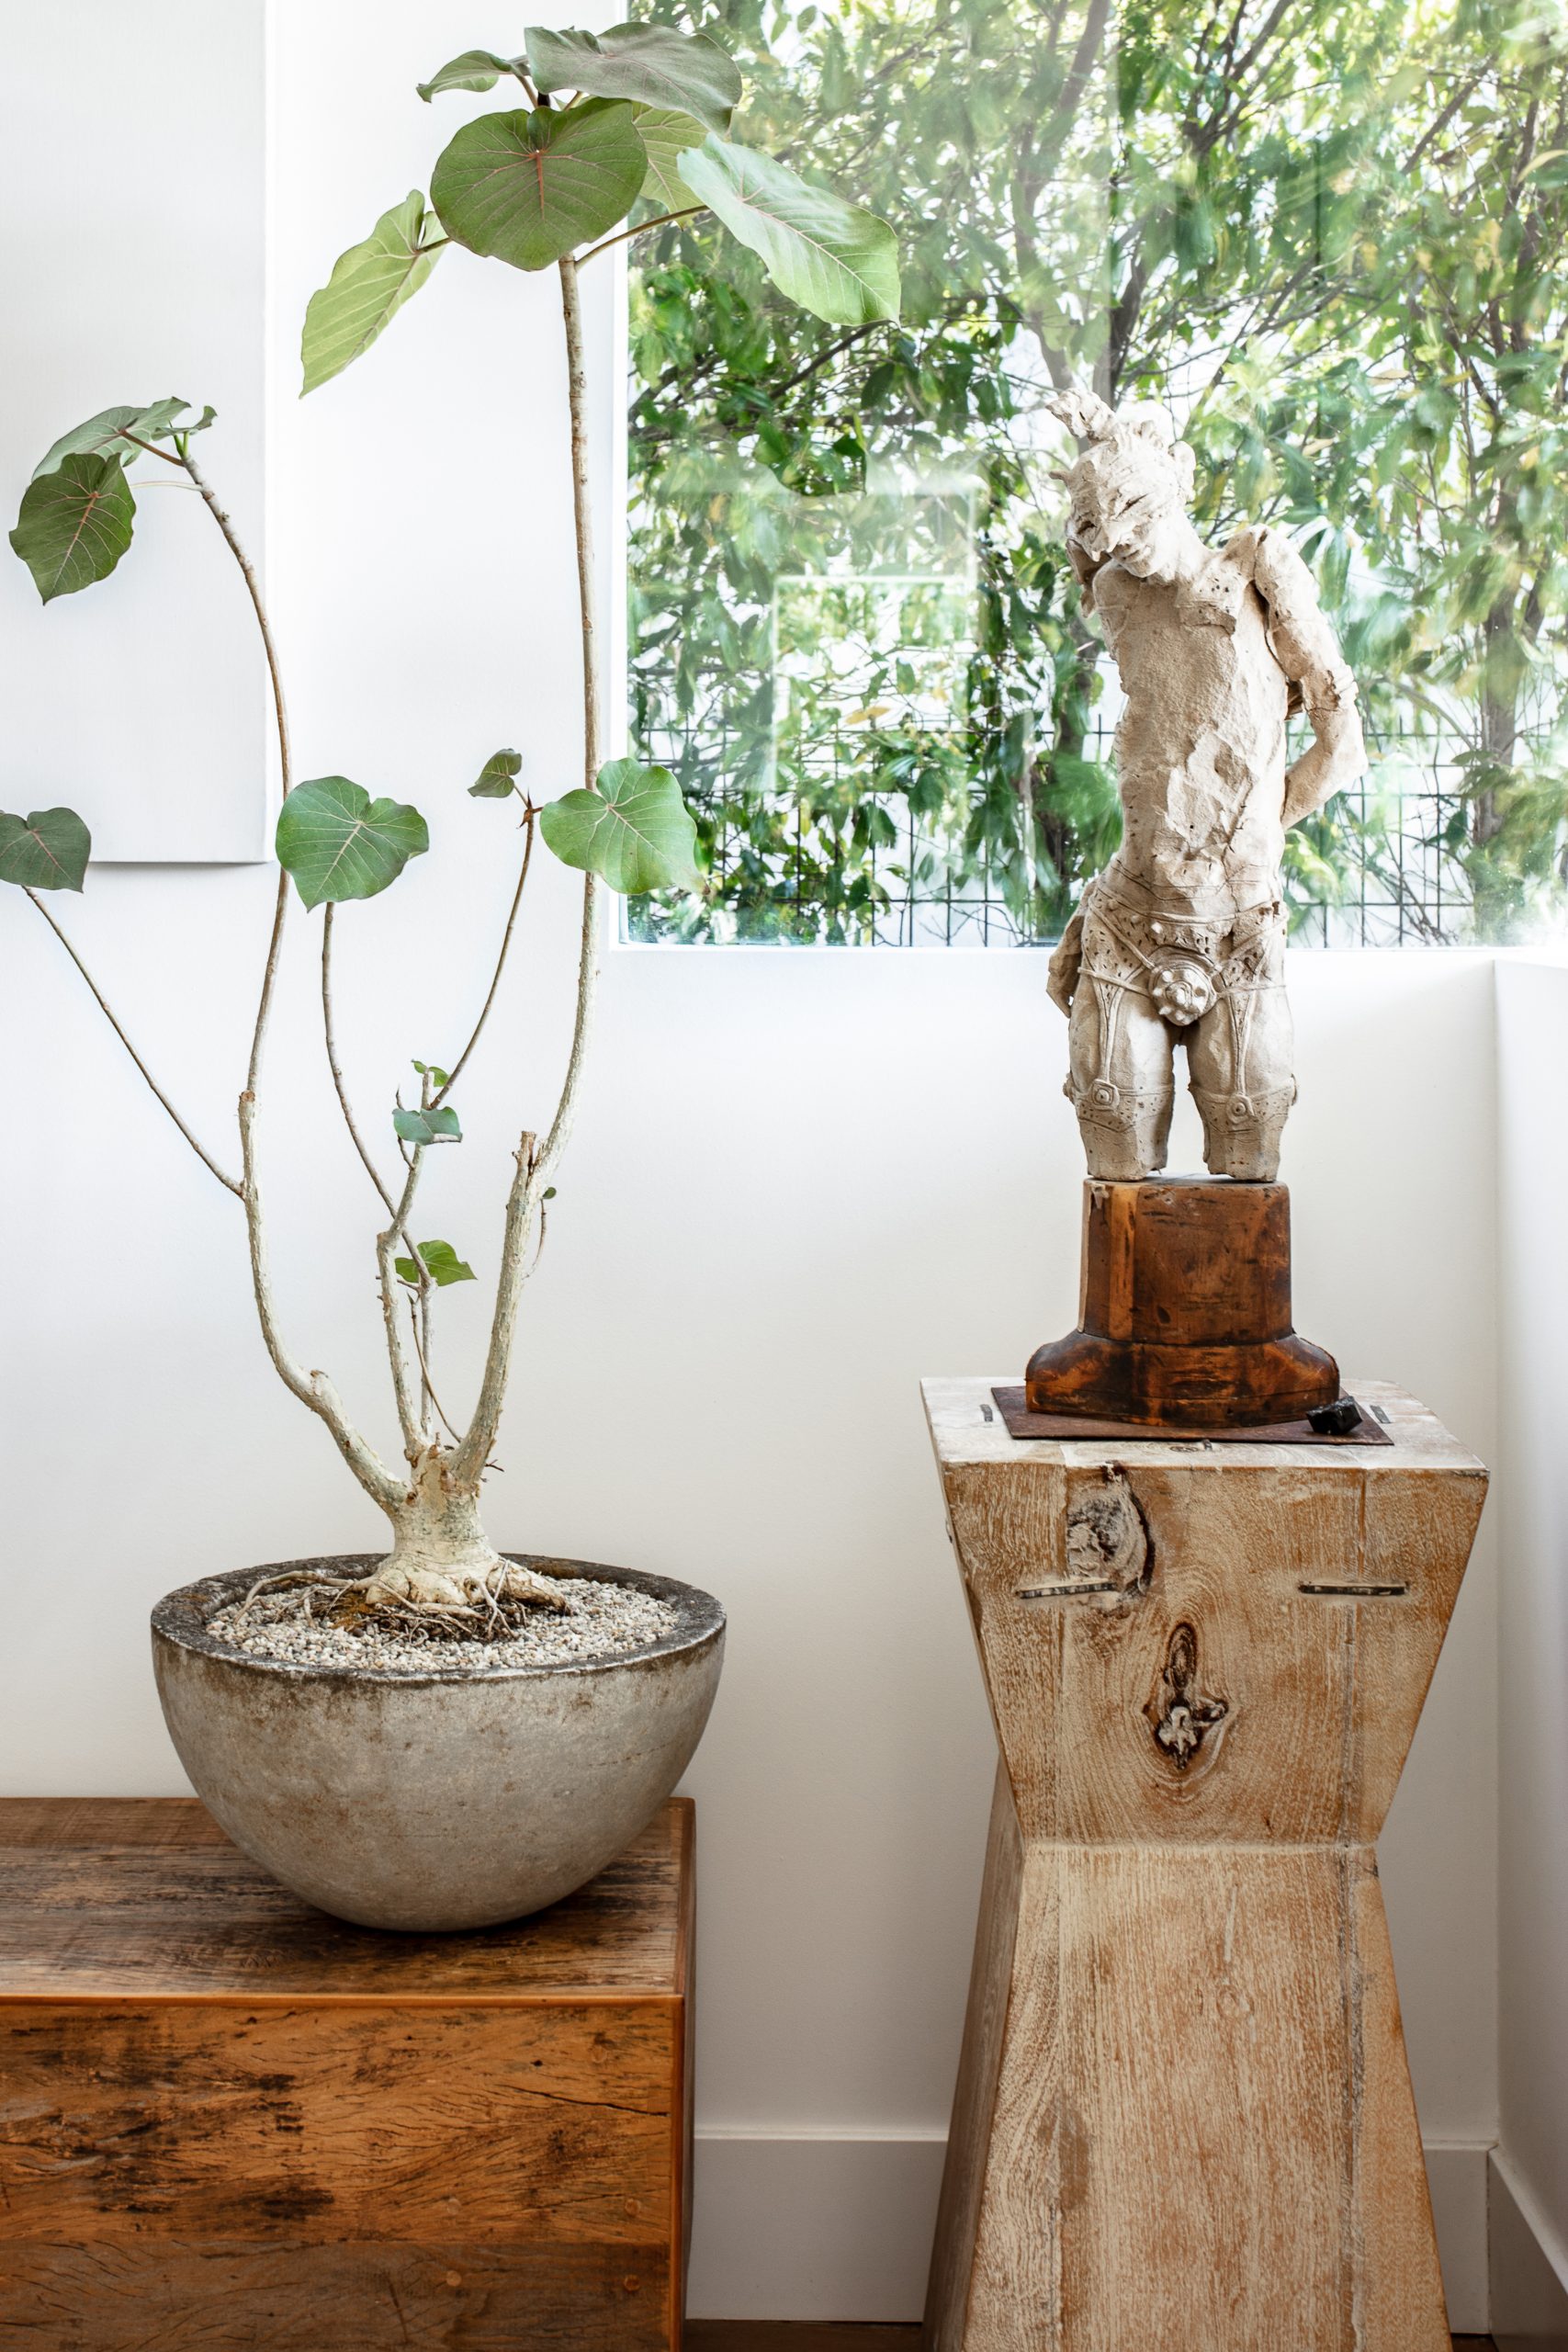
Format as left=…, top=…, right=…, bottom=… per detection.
left=921, top=1378, right=1486, bottom=2352
left=0, top=2242, right=671, bottom=2348
left=2, top=2003, right=675, bottom=2245
left=0, top=1799, right=694, bottom=2350
left=0, top=1799, right=691, bottom=1999
left=1024, top=1179, right=1340, bottom=1426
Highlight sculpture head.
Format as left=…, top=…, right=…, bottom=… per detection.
left=1049, top=387, right=1197, bottom=585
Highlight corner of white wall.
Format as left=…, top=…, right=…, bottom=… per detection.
left=1493, top=954, right=1568, bottom=2343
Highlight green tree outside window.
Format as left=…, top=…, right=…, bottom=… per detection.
left=627, top=0, right=1568, bottom=945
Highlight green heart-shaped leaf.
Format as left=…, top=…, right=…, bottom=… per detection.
left=412, top=1059, right=451, bottom=1085
left=275, top=775, right=429, bottom=909
left=0, top=807, right=92, bottom=891
left=302, top=194, right=446, bottom=394
left=10, top=454, right=136, bottom=603
left=431, top=101, right=647, bottom=271
left=469, top=747, right=522, bottom=797
left=675, top=139, right=900, bottom=324
left=393, top=1105, right=462, bottom=1145
left=31, top=400, right=214, bottom=481
left=540, top=758, right=699, bottom=893
left=633, top=107, right=706, bottom=209
left=394, top=1238, right=476, bottom=1285
left=417, top=49, right=521, bottom=100
left=526, top=23, right=740, bottom=134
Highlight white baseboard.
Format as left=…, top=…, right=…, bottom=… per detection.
left=1491, top=2149, right=1568, bottom=2349
left=690, top=2132, right=946, bottom=2321
left=1427, top=2143, right=1492, bottom=2333
left=689, top=2131, right=1492, bottom=2326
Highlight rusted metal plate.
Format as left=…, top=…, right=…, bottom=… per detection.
left=990, top=1386, right=1394, bottom=1446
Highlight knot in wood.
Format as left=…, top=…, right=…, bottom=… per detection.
left=1065, top=1468, right=1150, bottom=1594
left=1148, top=1621, right=1228, bottom=1771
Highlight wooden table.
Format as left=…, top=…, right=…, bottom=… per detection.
left=0, top=1796, right=694, bottom=2349
left=921, top=1378, right=1486, bottom=2352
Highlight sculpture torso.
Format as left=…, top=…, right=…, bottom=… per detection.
left=1093, top=530, right=1290, bottom=923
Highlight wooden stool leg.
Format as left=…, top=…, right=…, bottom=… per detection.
left=929, top=1815, right=1450, bottom=2348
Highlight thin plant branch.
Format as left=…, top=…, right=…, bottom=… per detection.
left=405, top=1295, right=462, bottom=1442
left=580, top=204, right=707, bottom=265
left=376, top=1140, right=430, bottom=1457
left=24, top=888, right=243, bottom=1195
left=454, top=1129, right=540, bottom=1484
left=239, top=1093, right=402, bottom=1510
left=173, top=438, right=397, bottom=1498
left=537, top=255, right=604, bottom=1183
left=453, top=255, right=604, bottom=1484
left=321, top=906, right=457, bottom=1443
left=174, top=445, right=297, bottom=1098
left=431, top=803, right=538, bottom=1108
left=321, top=903, right=401, bottom=1219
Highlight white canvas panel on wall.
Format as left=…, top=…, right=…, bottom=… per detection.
left=0, top=0, right=267, bottom=863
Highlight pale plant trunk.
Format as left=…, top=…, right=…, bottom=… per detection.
left=369, top=1442, right=570, bottom=1612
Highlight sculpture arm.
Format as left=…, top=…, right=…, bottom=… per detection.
left=1254, top=530, right=1367, bottom=828
left=1066, top=535, right=1102, bottom=614
left=1046, top=907, right=1085, bottom=1016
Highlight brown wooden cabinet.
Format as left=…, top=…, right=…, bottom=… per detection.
left=0, top=1796, right=694, bottom=2348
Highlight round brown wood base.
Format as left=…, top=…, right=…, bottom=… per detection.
left=1025, top=1177, right=1339, bottom=1429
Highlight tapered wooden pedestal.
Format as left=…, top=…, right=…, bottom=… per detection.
left=922, top=1379, right=1485, bottom=2352
left=0, top=1798, right=694, bottom=2349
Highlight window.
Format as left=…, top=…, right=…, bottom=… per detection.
left=627, top=0, right=1568, bottom=945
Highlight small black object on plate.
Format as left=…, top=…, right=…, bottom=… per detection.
left=1307, top=1396, right=1361, bottom=1437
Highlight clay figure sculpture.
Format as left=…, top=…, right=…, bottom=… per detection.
left=1045, top=389, right=1366, bottom=1181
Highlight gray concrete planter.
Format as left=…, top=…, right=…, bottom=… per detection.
left=152, top=1556, right=725, bottom=1932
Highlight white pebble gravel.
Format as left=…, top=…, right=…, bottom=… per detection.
left=209, top=1577, right=679, bottom=1675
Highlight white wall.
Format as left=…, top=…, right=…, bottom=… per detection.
left=1495, top=956, right=1568, bottom=2336
left=0, top=0, right=1502, bottom=2324
left=0, top=0, right=267, bottom=860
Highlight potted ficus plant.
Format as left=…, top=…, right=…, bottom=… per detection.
left=5, top=21, right=898, bottom=1930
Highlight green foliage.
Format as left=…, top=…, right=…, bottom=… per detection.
left=432, top=101, right=649, bottom=271
left=0, top=807, right=91, bottom=891
left=626, top=0, right=1568, bottom=945
left=541, top=756, right=701, bottom=889
left=10, top=453, right=136, bottom=603
left=469, top=748, right=523, bottom=797
left=635, top=107, right=708, bottom=208
left=394, top=1238, right=475, bottom=1284
left=31, top=400, right=212, bottom=478
left=412, top=1059, right=452, bottom=1084
left=525, top=22, right=742, bottom=130
left=676, top=140, right=899, bottom=324
left=301, top=194, right=446, bottom=393
left=275, top=776, right=429, bottom=909
left=418, top=50, right=523, bottom=100
left=393, top=1103, right=463, bottom=1144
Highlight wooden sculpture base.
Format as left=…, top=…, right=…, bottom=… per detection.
left=1025, top=1177, right=1339, bottom=1427
left=922, top=1378, right=1486, bottom=2352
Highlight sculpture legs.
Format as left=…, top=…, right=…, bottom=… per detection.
left=1066, top=968, right=1173, bottom=1181
left=1187, top=922, right=1294, bottom=1182
left=1064, top=899, right=1294, bottom=1182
